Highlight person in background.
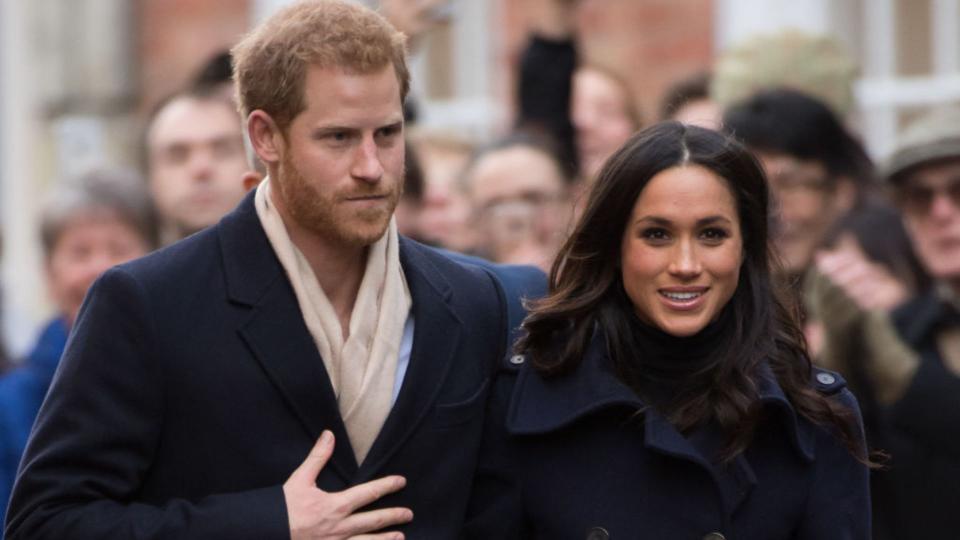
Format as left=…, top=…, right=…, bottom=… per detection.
left=515, top=0, right=580, bottom=178
left=404, top=139, right=548, bottom=345
left=144, top=87, right=249, bottom=244
left=828, top=105, right=960, bottom=540
left=515, top=0, right=641, bottom=186
left=804, top=204, right=930, bottom=506
left=0, top=234, right=10, bottom=376
left=722, top=88, right=875, bottom=282
left=408, top=132, right=478, bottom=253
left=464, top=122, right=871, bottom=539
left=807, top=202, right=929, bottom=377
left=658, top=70, right=721, bottom=129
left=460, top=133, right=572, bottom=272
left=572, top=65, right=641, bottom=183
left=0, top=168, right=156, bottom=530
left=191, top=50, right=235, bottom=103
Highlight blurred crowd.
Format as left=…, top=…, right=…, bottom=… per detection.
left=0, top=0, right=958, bottom=538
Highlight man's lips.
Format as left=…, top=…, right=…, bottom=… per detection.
left=344, top=194, right=389, bottom=204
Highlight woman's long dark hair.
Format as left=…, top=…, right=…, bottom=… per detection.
left=517, top=121, right=867, bottom=463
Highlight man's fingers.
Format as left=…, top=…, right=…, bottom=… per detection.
left=289, top=430, right=334, bottom=485
left=350, top=533, right=405, bottom=540
left=340, top=475, right=407, bottom=511
left=340, top=507, right=413, bottom=536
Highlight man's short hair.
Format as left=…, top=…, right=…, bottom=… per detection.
left=141, top=87, right=239, bottom=173
left=659, top=70, right=711, bottom=121
left=723, top=88, right=875, bottom=191
left=231, top=0, right=410, bottom=131
left=41, top=168, right=159, bottom=257
left=460, top=131, right=571, bottom=195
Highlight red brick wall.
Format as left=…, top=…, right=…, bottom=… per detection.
left=138, top=0, right=251, bottom=115
left=496, top=0, right=714, bottom=125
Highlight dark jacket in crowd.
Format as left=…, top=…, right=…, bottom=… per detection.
left=0, top=318, right=68, bottom=531
left=5, top=192, right=525, bottom=539
left=872, top=290, right=960, bottom=540
left=517, top=35, right=578, bottom=177
left=464, top=330, right=871, bottom=540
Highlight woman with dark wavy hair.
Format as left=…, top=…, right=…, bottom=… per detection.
left=464, top=122, right=871, bottom=539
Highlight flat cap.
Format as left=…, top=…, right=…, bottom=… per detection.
left=884, top=105, right=960, bottom=183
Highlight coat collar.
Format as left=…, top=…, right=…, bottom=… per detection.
left=507, top=327, right=816, bottom=462
left=506, top=328, right=818, bottom=517
left=894, top=287, right=954, bottom=347
left=219, top=194, right=464, bottom=481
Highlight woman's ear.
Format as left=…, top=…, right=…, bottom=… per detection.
left=247, top=110, right=283, bottom=166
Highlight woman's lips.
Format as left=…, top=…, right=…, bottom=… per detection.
left=657, top=287, right=709, bottom=311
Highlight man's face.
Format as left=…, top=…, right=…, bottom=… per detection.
left=756, top=151, right=851, bottom=275
left=467, top=145, right=570, bottom=269
left=271, top=64, right=404, bottom=248
left=147, top=97, right=249, bottom=238
left=898, top=159, right=960, bottom=287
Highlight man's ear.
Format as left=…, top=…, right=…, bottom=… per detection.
left=247, top=110, right=283, bottom=165
left=242, top=171, right=264, bottom=192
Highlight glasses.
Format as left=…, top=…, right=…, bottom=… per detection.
left=896, top=178, right=960, bottom=216
left=768, top=172, right=832, bottom=197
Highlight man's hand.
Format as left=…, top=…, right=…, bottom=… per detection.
left=284, top=431, right=412, bottom=540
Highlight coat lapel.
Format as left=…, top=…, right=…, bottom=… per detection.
left=644, top=413, right=757, bottom=516
left=238, top=284, right=359, bottom=479
left=220, top=193, right=359, bottom=480
left=507, top=326, right=791, bottom=518
left=357, top=240, right=463, bottom=480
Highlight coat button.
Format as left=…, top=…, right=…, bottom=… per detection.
left=586, top=527, right=609, bottom=540
left=816, top=372, right=836, bottom=385
left=509, top=354, right=526, bottom=365
left=702, top=533, right=726, bottom=540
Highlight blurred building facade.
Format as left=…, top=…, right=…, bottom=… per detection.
left=2, top=0, right=960, bottom=355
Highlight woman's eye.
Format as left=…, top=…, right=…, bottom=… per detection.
left=700, top=228, right=729, bottom=241
left=641, top=228, right=670, bottom=242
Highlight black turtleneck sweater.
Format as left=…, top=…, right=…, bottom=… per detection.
left=619, top=305, right=734, bottom=412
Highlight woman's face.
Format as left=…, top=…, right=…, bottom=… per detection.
left=620, top=165, right=743, bottom=336
left=47, top=214, right=150, bottom=327
left=572, top=68, right=636, bottom=181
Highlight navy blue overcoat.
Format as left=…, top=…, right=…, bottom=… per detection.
left=6, top=191, right=523, bottom=539
left=465, top=330, right=871, bottom=540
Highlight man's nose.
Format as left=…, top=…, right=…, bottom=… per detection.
left=929, top=189, right=960, bottom=221
left=187, top=148, right=215, bottom=181
left=351, top=136, right=384, bottom=183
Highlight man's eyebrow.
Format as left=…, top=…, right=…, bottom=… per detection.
left=377, top=120, right=404, bottom=131
left=311, top=125, right=360, bottom=136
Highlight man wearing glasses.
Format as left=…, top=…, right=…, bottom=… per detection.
left=874, top=105, right=960, bottom=540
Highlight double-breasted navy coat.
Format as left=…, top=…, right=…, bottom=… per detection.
left=5, top=192, right=530, bottom=539
left=465, top=330, right=871, bottom=540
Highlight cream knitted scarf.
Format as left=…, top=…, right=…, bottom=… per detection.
left=255, top=179, right=411, bottom=463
